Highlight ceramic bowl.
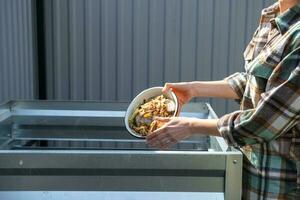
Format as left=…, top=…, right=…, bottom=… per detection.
left=124, top=87, right=178, bottom=138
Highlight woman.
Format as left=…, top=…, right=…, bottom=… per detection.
left=146, top=1, right=300, bottom=199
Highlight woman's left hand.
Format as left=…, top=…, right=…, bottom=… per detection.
left=146, top=117, right=195, bottom=149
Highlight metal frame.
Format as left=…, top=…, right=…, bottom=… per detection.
left=0, top=101, right=242, bottom=200
left=206, top=103, right=242, bottom=200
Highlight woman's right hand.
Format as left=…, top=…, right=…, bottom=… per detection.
left=162, top=82, right=194, bottom=113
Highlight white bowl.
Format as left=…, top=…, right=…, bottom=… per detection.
left=125, top=87, right=179, bottom=138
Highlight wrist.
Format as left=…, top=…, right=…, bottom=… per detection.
left=188, top=118, right=220, bottom=137
left=189, top=81, right=201, bottom=98
left=188, top=118, right=201, bottom=135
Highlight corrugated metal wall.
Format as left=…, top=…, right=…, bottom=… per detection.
left=43, top=0, right=276, bottom=116
left=0, top=0, right=37, bottom=103
left=0, top=0, right=275, bottom=115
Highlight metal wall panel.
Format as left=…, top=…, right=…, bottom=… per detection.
left=0, top=0, right=37, bottom=103
left=43, top=0, right=276, bottom=115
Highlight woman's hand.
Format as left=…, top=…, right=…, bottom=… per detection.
left=146, top=117, right=220, bottom=149
left=163, top=82, right=194, bottom=113
left=146, top=117, right=195, bottom=149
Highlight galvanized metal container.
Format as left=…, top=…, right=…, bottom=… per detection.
left=0, top=101, right=242, bottom=200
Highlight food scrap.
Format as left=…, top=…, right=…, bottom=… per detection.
left=128, top=95, right=176, bottom=136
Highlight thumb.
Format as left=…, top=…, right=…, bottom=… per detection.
left=162, top=83, right=173, bottom=93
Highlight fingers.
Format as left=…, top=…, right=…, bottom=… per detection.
left=162, top=83, right=173, bottom=93
left=160, top=140, right=176, bottom=150
left=147, top=124, right=178, bottom=149
left=147, top=132, right=177, bottom=149
left=146, top=117, right=180, bottom=149
left=158, top=139, right=174, bottom=150
left=146, top=124, right=167, bottom=140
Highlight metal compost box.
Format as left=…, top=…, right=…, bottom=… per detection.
left=0, top=101, right=242, bottom=200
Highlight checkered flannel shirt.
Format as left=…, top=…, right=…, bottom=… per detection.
left=217, top=3, right=300, bottom=200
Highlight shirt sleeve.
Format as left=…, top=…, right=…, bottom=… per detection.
left=224, top=72, right=248, bottom=104
left=218, top=49, right=300, bottom=147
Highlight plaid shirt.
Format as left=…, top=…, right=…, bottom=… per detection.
left=217, top=3, right=300, bottom=200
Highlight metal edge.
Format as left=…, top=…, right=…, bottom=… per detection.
left=205, top=102, right=229, bottom=152
left=224, top=153, right=242, bottom=200
left=0, top=101, right=12, bottom=124
left=0, top=150, right=230, bottom=171
left=0, top=101, right=13, bottom=146
left=0, top=149, right=242, bottom=155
